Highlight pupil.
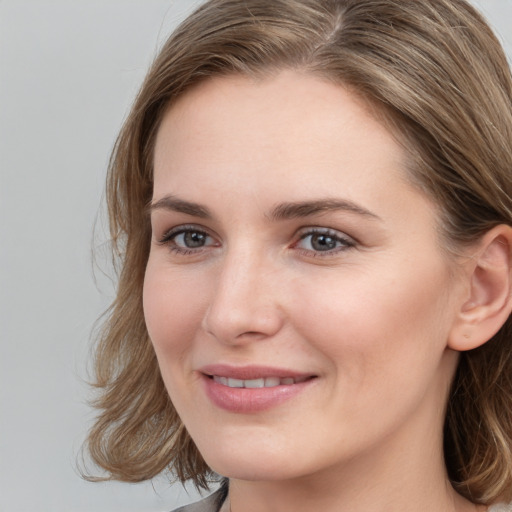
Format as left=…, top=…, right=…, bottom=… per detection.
left=311, top=234, right=336, bottom=251
left=184, top=231, right=206, bottom=248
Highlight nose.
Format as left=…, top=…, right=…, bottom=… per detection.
left=201, top=248, right=285, bottom=344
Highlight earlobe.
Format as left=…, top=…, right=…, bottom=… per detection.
left=448, top=225, right=512, bottom=352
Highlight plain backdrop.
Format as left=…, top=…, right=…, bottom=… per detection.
left=0, top=1, right=510, bottom=511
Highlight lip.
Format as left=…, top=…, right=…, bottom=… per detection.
left=199, top=364, right=317, bottom=413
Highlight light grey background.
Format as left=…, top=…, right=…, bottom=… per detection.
left=0, top=1, right=510, bottom=511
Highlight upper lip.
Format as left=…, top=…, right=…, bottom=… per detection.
left=199, top=364, right=315, bottom=380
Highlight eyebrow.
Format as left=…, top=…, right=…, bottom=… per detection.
left=149, top=195, right=212, bottom=218
left=149, top=195, right=381, bottom=221
left=269, top=199, right=381, bottom=222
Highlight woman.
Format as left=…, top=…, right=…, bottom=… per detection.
left=86, top=0, right=512, bottom=511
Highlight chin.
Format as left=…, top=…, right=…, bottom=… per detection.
left=194, top=438, right=292, bottom=481
left=208, top=458, right=301, bottom=482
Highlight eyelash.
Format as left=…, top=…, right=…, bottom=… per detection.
left=157, top=225, right=356, bottom=257
left=158, top=225, right=217, bottom=255
left=293, top=227, right=356, bottom=257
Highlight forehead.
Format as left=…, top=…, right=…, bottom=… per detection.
left=153, top=71, right=409, bottom=192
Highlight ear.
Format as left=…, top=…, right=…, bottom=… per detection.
left=449, top=225, right=512, bottom=351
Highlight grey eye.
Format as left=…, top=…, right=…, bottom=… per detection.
left=174, top=230, right=212, bottom=248
left=296, top=229, right=355, bottom=254
left=308, top=233, right=339, bottom=251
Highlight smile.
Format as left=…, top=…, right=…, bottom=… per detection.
left=212, top=375, right=310, bottom=388
left=200, top=366, right=317, bottom=413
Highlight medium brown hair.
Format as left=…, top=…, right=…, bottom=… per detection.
left=87, top=0, right=512, bottom=503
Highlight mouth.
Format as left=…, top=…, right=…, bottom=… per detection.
left=209, top=375, right=311, bottom=388
left=199, top=365, right=317, bottom=413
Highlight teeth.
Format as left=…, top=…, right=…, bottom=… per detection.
left=245, top=378, right=265, bottom=388
left=265, top=377, right=281, bottom=387
left=227, top=378, right=244, bottom=388
left=213, top=375, right=306, bottom=388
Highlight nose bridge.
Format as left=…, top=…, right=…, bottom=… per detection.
left=202, top=242, right=283, bottom=343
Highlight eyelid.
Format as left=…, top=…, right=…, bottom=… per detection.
left=158, top=223, right=208, bottom=240
left=296, top=226, right=356, bottom=242
left=293, top=226, right=357, bottom=256
left=157, top=224, right=220, bottom=254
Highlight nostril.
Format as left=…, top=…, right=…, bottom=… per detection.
left=201, top=296, right=285, bottom=345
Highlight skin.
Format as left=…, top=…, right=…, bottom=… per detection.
left=144, top=70, right=486, bottom=512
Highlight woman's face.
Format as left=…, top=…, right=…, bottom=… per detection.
left=144, top=71, right=466, bottom=482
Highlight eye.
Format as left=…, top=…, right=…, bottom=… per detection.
left=158, top=225, right=218, bottom=254
left=295, top=228, right=355, bottom=255
left=174, top=230, right=210, bottom=248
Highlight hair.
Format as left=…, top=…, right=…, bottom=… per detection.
left=86, top=0, right=512, bottom=504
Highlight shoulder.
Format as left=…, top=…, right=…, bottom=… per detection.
left=170, top=488, right=226, bottom=512
left=489, top=504, right=512, bottom=512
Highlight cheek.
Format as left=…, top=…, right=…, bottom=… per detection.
left=142, top=262, right=208, bottom=366
left=291, top=258, right=454, bottom=385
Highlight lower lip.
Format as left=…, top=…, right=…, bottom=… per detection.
left=201, top=375, right=314, bottom=413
